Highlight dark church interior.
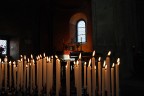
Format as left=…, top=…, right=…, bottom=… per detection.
left=0, top=0, right=144, bottom=96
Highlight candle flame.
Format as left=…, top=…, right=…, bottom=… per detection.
left=13, top=61, right=16, bottom=65
left=117, top=58, right=120, bottom=65
left=98, top=57, right=101, bottom=61
left=24, top=55, right=26, bottom=60
left=84, top=62, right=86, bottom=65
left=0, top=58, right=1, bottom=62
left=65, top=65, right=67, bottom=68
left=51, top=56, right=53, bottom=59
left=4, top=56, right=7, bottom=62
left=112, top=63, right=115, bottom=67
left=107, top=51, right=111, bottom=56
left=26, top=65, right=28, bottom=68
left=28, top=58, right=29, bottom=62
left=92, top=50, right=95, bottom=57
left=43, top=53, right=45, bottom=57
left=55, top=55, right=58, bottom=59
left=88, top=59, right=91, bottom=66
left=9, top=61, right=11, bottom=65
left=73, top=61, right=75, bottom=65
left=103, top=60, right=106, bottom=67
left=20, top=55, right=23, bottom=58
left=31, top=54, right=33, bottom=59
left=105, top=65, right=107, bottom=69
left=40, top=54, right=42, bottom=58
left=79, top=53, right=81, bottom=59
left=95, top=65, right=96, bottom=69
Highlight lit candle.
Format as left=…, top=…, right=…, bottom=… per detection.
left=13, top=62, right=17, bottom=89
left=20, top=55, right=23, bottom=88
left=116, top=58, right=120, bottom=96
left=111, top=63, right=115, bottom=96
left=39, top=55, right=43, bottom=93
left=0, top=60, right=1, bottom=90
left=46, top=57, right=50, bottom=95
left=33, top=60, right=35, bottom=89
left=78, top=53, right=82, bottom=96
left=105, top=65, right=107, bottom=93
left=36, top=56, right=39, bottom=89
left=98, top=57, right=102, bottom=95
left=84, top=62, right=86, bottom=89
left=66, top=56, right=70, bottom=96
left=43, top=53, right=46, bottom=88
left=102, top=61, right=106, bottom=96
left=9, top=61, right=12, bottom=89
left=106, top=51, right=111, bottom=96
left=50, top=56, right=53, bottom=90
left=17, top=60, right=21, bottom=91
left=4, top=56, right=8, bottom=91
left=27, top=59, right=30, bottom=89
left=91, top=50, right=96, bottom=96
left=23, top=55, right=27, bottom=92
left=87, top=59, right=91, bottom=96
left=55, top=55, right=61, bottom=96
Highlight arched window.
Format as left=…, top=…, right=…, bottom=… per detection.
left=76, top=20, right=86, bottom=43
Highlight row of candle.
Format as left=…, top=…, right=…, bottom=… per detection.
left=0, top=54, right=53, bottom=95
left=70, top=51, right=120, bottom=96
left=0, top=50, right=120, bottom=96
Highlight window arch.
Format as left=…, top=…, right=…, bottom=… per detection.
left=76, top=20, right=86, bottom=43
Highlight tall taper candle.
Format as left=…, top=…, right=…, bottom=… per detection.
left=92, top=50, right=96, bottom=96
left=98, top=57, right=102, bottom=95
left=0, top=59, right=1, bottom=89
left=111, top=63, right=115, bottom=96
left=4, top=56, right=8, bottom=91
left=116, top=58, right=120, bottom=96
left=84, top=62, right=86, bottom=89
left=102, top=61, right=106, bottom=96
left=106, top=51, right=111, bottom=96
left=13, top=62, right=17, bottom=89
left=9, top=61, right=12, bottom=89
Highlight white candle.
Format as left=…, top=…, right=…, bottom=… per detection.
left=30, top=63, right=32, bottom=93
left=33, top=60, right=35, bottom=89
left=105, top=65, right=107, bottom=92
left=84, top=62, right=86, bottom=89
left=56, top=55, right=61, bottom=96
left=91, top=50, right=96, bottom=96
left=9, top=61, right=12, bottom=89
left=116, top=58, right=120, bottom=96
left=36, top=56, right=39, bottom=89
left=78, top=53, right=82, bottom=96
left=4, top=56, right=8, bottom=91
left=0, top=60, right=1, bottom=89
left=50, top=56, right=53, bottom=90
left=13, top=62, right=16, bottom=89
left=106, top=51, right=111, bottom=96
left=46, top=57, right=50, bottom=95
left=39, top=55, right=43, bottom=93
left=111, top=63, right=115, bottom=96
left=66, top=56, right=70, bottom=96
left=102, top=61, right=106, bottom=96
left=20, top=55, right=23, bottom=88
left=27, top=59, right=30, bottom=89
left=98, top=57, right=102, bottom=95
left=17, top=60, right=21, bottom=91
left=43, top=53, right=46, bottom=88
left=88, top=59, right=91, bottom=96
left=23, top=55, right=27, bottom=91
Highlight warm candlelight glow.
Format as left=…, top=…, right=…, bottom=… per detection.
left=105, top=65, right=107, bottom=69
left=55, top=55, right=58, bottom=59
left=24, top=55, right=26, bottom=60
left=84, top=62, right=86, bottom=65
left=98, top=57, right=101, bottom=61
left=9, top=61, right=11, bottom=65
left=79, top=53, right=81, bottom=59
left=88, top=59, right=91, bottom=66
left=94, top=66, right=96, bottom=70
left=117, top=58, right=120, bottom=65
left=20, top=55, right=23, bottom=58
left=112, top=63, right=115, bottom=67
left=4, top=56, right=7, bottom=62
left=43, top=53, right=45, bottom=57
left=31, top=54, right=33, bottom=59
left=107, top=51, right=111, bottom=56
left=0, top=58, right=1, bottom=62
left=103, top=60, right=106, bottom=67
left=92, top=50, right=95, bottom=57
